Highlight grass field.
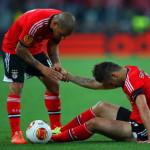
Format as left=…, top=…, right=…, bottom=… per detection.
left=0, top=56, right=150, bottom=150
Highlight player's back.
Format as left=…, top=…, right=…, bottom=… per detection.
left=18, top=9, right=60, bottom=26
left=125, top=65, right=150, bottom=102
left=123, top=66, right=150, bottom=123
left=142, top=69, right=150, bottom=108
left=2, top=9, right=61, bottom=54
left=134, top=66, right=150, bottom=107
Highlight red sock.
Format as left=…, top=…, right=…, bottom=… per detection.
left=44, top=91, right=61, bottom=129
left=61, top=108, right=95, bottom=131
left=7, top=94, right=21, bottom=136
left=52, top=123, right=93, bottom=142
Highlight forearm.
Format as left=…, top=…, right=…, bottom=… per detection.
left=16, top=42, right=44, bottom=70
left=16, top=42, right=63, bottom=82
left=47, top=41, right=60, bottom=64
left=68, top=73, right=104, bottom=89
left=136, top=95, right=150, bottom=139
left=140, top=109, right=150, bottom=139
left=48, top=49, right=60, bottom=64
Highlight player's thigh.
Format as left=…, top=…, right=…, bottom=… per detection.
left=87, top=117, right=134, bottom=141
left=92, top=101, right=120, bottom=120
left=2, top=52, right=26, bottom=83
left=2, top=52, right=25, bottom=94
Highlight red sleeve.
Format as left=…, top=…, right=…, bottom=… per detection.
left=19, top=23, right=35, bottom=47
left=126, top=74, right=144, bottom=101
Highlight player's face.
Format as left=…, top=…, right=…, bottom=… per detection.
left=104, top=76, right=122, bottom=88
left=51, top=23, right=69, bottom=41
left=111, top=77, right=122, bottom=87
left=105, top=72, right=122, bottom=88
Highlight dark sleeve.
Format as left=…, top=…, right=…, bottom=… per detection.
left=131, top=88, right=144, bottom=101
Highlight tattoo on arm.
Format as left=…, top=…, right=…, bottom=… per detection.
left=72, top=76, right=94, bottom=85
left=16, top=42, right=42, bottom=70
left=69, top=74, right=102, bottom=89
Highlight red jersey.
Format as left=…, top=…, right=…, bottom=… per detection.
left=122, top=66, right=150, bottom=124
left=2, top=9, right=62, bottom=55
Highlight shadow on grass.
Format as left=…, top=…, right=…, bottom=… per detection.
left=48, top=140, right=129, bottom=145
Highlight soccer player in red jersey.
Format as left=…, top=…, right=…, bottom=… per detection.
left=53, top=62, right=150, bottom=143
left=1, top=9, right=75, bottom=144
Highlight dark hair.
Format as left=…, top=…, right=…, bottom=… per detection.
left=55, top=12, right=76, bottom=34
left=92, top=62, right=122, bottom=82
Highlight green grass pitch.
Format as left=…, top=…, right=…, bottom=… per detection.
left=0, top=56, right=150, bottom=150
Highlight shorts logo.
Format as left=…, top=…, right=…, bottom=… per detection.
left=23, top=34, right=34, bottom=45
left=11, top=69, right=18, bottom=79
left=47, top=59, right=52, bottom=67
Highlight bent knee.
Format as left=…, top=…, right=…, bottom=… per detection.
left=92, top=101, right=110, bottom=115
left=9, top=83, right=23, bottom=95
left=86, top=117, right=100, bottom=132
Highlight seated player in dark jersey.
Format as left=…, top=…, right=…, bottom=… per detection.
left=52, top=62, right=150, bottom=143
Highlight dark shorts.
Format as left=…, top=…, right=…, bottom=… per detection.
left=116, top=107, right=148, bottom=141
left=129, top=120, right=148, bottom=141
left=2, top=52, right=52, bottom=83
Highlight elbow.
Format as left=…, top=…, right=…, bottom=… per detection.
left=15, top=48, right=20, bottom=56
left=15, top=42, right=26, bottom=58
left=15, top=43, right=22, bottom=56
left=15, top=48, right=22, bottom=58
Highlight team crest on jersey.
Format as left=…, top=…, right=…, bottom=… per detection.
left=24, top=34, right=34, bottom=45
left=11, top=69, right=18, bottom=79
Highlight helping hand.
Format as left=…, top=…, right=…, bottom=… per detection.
left=53, top=64, right=70, bottom=82
left=53, top=63, right=62, bottom=72
left=41, top=66, right=63, bottom=82
left=60, top=68, right=70, bottom=82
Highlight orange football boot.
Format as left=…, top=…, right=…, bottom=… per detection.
left=11, top=131, right=27, bottom=144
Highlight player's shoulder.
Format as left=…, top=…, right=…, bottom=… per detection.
left=24, top=9, right=62, bottom=16
left=125, top=65, right=141, bottom=75
left=125, top=65, right=139, bottom=70
left=124, top=65, right=138, bottom=80
left=123, top=65, right=144, bottom=93
left=17, top=9, right=61, bottom=26
left=126, top=65, right=144, bottom=82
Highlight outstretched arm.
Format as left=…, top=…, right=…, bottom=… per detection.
left=136, top=94, right=150, bottom=143
left=66, top=73, right=113, bottom=90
